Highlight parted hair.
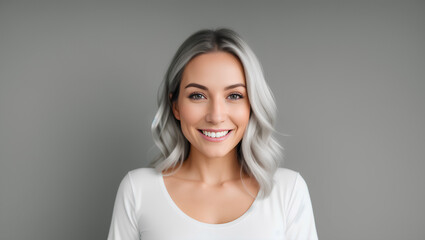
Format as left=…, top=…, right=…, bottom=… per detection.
left=149, top=28, right=283, bottom=199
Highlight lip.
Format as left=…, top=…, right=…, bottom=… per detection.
left=199, top=129, right=232, bottom=132
left=198, top=129, right=232, bottom=142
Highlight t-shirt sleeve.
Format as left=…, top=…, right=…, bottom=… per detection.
left=285, top=172, right=319, bottom=240
left=107, top=172, right=140, bottom=240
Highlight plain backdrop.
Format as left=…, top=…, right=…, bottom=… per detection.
left=1, top=0, right=424, bottom=239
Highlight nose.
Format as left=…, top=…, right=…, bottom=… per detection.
left=205, top=97, right=227, bottom=124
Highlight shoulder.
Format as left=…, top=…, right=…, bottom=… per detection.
left=273, top=168, right=310, bottom=196
left=128, top=167, right=158, bottom=178
left=125, top=167, right=159, bottom=186
left=115, top=168, right=161, bottom=203
left=273, top=167, right=300, bottom=185
left=117, top=167, right=157, bottom=187
left=116, top=168, right=159, bottom=191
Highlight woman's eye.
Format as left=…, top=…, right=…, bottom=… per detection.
left=228, top=93, right=243, bottom=100
left=189, top=93, right=205, bottom=100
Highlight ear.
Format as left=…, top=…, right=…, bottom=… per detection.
left=170, top=93, right=180, bottom=120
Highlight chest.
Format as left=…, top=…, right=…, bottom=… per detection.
left=162, top=177, right=259, bottom=224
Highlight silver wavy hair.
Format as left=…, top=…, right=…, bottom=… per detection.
left=149, top=28, right=283, bottom=199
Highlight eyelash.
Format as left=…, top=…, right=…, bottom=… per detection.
left=188, top=92, right=206, bottom=100
left=227, top=93, right=244, bottom=100
left=188, top=92, right=244, bottom=100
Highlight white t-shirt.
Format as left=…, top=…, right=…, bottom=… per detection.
left=107, top=168, right=318, bottom=240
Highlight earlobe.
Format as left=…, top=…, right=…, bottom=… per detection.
left=169, top=93, right=180, bottom=120
left=172, top=101, right=180, bottom=120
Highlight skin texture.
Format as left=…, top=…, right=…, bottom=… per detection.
left=163, top=51, right=260, bottom=224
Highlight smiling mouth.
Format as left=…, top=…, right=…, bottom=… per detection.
left=198, top=129, right=232, bottom=138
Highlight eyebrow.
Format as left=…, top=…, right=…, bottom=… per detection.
left=184, top=83, right=246, bottom=90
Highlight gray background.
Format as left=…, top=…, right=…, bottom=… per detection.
left=1, top=0, right=424, bottom=239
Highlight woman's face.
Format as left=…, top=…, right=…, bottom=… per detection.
left=172, top=51, right=251, bottom=159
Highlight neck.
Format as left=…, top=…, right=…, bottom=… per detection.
left=178, top=146, right=245, bottom=186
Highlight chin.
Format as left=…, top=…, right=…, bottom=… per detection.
left=200, top=147, right=234, bottom=159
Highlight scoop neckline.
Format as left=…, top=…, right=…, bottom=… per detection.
left=158, top=171, right=260, bottom=229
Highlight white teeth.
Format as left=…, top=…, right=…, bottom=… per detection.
left=201, top=130, right=230, bottom=138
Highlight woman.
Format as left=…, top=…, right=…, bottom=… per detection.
left=108, top=28, right=318, bottom=239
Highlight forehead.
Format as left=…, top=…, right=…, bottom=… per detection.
left=181, top=51, right=246, bottom=87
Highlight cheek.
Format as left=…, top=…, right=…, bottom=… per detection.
left=231, top=103, right=251, bottom=126
left=178, top=103, right=204, bottom=126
